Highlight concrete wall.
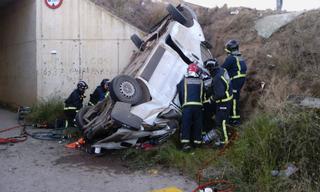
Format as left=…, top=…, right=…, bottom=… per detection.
left=37, top=0, right=143, bottom=100
left=0, top=0, right=37, bottom=106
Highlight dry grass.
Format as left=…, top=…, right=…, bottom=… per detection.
left=258, top=75, right=292, bottom=114
left=90, top=0, right=180, bottom=32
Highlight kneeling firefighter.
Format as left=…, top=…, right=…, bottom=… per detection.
left=64, top=80, right=88, bottom=128
left=177, top=63, right=204, bottom=151
left=203, top=59, right=233, bottom=146
left=89, top=79, right=110, bottom=106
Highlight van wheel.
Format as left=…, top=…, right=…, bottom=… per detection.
left=167, top=4, right=188, bottom=26
left=109, top=75, right=143, bottom=105
left=131, top=34, right=144, bottom=51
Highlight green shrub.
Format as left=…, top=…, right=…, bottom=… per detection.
left=122, top=139, right=219, bottom=176
left=120, top=107, right=320, bottom=192
left=26, top=98, right=64, bottom=126
left=225, top=107, right=320, bottom=191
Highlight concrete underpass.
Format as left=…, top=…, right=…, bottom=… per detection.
left=0, top=0, right=142, bottom=106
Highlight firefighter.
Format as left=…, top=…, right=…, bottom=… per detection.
left=177, top=63, right=204, bottom=151
left=64, top=80, right=88, bottom=128
left=203, top=59, right=233, bottom=146
left=89, top=79, right=110, bottom=106
left=221, top=40, right=247, bottom=126
left=202, top=68, right=216, bottom=135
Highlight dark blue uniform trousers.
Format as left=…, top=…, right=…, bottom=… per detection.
left=181, top=106, right=203, bottom=144
left=230, top=77, right=245, bottom=121
left=215, top=101, right=232, bottom=144
left=203, top=102, right=216, bottom=134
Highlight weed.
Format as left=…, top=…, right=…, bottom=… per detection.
left=26, top=98, right=64, bottom=126
left=122, top=139, right=219, bottom=177
left=224, top=107, right=320, bottom=191
left=121, top=107, right=320, bottom=192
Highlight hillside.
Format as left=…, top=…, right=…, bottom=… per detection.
left=90, top=0, right=320, bottom=116
left=196, top=7, right=320, bottom=115
left=88, top=1, right=320, bottom=191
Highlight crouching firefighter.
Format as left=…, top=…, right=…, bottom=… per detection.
left=177, top=63, right=204, bottom=151
left=89, top=78, right=110, bottom=106
left=203, top=59, right=233, bottom=146
left=222, top=40, right=247, bottom=125
left=64, top=80, right=88, bottom=128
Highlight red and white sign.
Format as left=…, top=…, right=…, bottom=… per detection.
left=45, top=0, right=63, bottom=9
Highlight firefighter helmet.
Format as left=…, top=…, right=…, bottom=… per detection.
left=100, top=79, right=110, bottom=87
left=77, top=80, right=88, bottom=91
left=204, top=58, right=219, bottom=69
left=186, top=63, right=200, bottom=77
left=225, top=39, right=239, bottom=53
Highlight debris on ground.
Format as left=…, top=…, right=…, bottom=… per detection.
left=271, top=163, right=299, bottom=177
left=65, top=137, right=85, bottom=149
left=287, top=95, right=320, bottom=109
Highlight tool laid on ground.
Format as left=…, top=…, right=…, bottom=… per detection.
left=65, top=137, right=85, bottom=149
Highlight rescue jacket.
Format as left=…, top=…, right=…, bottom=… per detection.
left=210, top=67, right=233, bottom=103
left=177, top=77, right=204, bottom=108
left=221, top=54, right=247, bottom=80
left=64, top=89, right=85, bottom=110
left=89, top=86, right=108, bottom=105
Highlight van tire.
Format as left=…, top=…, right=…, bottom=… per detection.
left=131, top=34, right=144, bottom=51
left=166, top=4, right=187, bottom=26
left=109, top=75, right=143, bottom=105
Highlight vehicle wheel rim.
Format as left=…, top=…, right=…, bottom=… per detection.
left=119, top=81, right=135, bottom=98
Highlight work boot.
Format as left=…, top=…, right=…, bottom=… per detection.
left=229, top=119, right=241, bottom=126
left=181, top=143, right=192, bottom=152
left=193, top=143, right=202, bottom=148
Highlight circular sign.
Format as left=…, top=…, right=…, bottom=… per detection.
left=45, top=0, right=63, bottom=9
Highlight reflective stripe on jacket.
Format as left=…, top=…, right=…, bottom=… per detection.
left=221, top=54, right=247, bottom=80
left=210, top=68, right=233, bottom=103
left=177, top=77, right=204, bottom=108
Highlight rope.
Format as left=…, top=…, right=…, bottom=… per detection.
left=193, top=130, right=239, bottom=192
left=0, top=125, right=27, bottom=144
left=0, top=125, right=22, bottom=133
left=0, top=124, right=64, bottom=143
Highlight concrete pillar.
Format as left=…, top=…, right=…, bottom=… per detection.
left=277, top=0, right=283, bottom=11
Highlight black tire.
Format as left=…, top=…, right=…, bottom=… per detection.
left=75, top=106, right=91, bottom=129
left=131, top=34, right=144, bottom=51
left=179, top=5, right=197, bottom=21
left=109, top=75, right=143, bottom=105
left=166, top=4, right=188, bottom=26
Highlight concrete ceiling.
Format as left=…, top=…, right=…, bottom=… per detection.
left=0, top=0, right=16, bottom=8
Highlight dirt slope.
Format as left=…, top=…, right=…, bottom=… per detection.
left=90, top=0, right=181, bottom=32
left=90, top=0, right=320, bottom=116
